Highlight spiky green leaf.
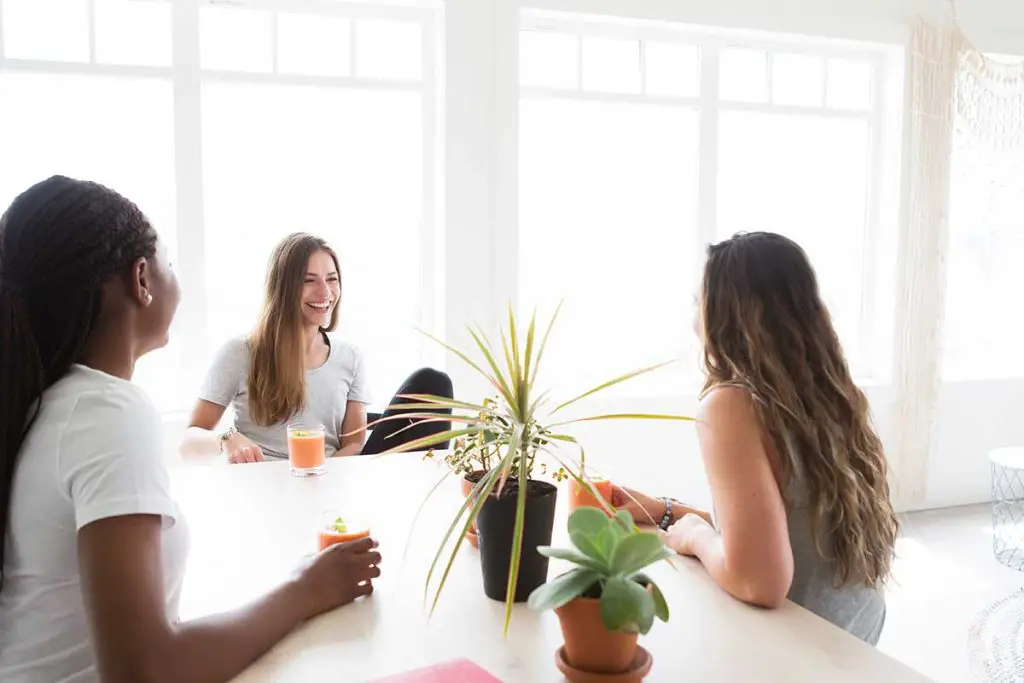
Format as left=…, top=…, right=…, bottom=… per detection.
left=426, top=465, right=502, bottom=614
left=551, top=361, right=678, bottom=414
left=548, top=413, right=696, bottom=429
left=502, top=429, right=531, bottom=636
left=374, top=427, right=482, bottom=456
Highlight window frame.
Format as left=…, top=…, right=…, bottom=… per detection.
left=0, top=0, right=442, bottom=412
left=518, top=11, right=893, bottom=384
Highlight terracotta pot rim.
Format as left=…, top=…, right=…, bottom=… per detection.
left=555, top=644, right=653, bottom=682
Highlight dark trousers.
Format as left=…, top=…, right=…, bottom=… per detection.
left=360, top=367, right=454, bottom=455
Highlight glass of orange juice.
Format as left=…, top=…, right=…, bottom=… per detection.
left=287, top=423, right=326, bottom=477
left=569, top=466, right=615, bottom=515
left=318, top=511, right=371, bottom=552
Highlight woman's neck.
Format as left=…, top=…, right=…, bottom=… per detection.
left=302, top=325, right=323, bottom=353
left=81, top=313, right=138, bottom=381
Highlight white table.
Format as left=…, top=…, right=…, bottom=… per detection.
left=170, top=454, right=933, bottom=682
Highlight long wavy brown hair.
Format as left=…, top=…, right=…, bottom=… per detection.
left=699, top=231, right=898, bottom=587
left=248, top=233, right=340, bottom=426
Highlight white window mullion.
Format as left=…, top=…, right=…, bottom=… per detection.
left=349, top=17, right=357, bottom=76
left=171, top=0, right=209, bottom=378
left=419, top=15, right=441, bottom=369
left=87, top=0, right=97, bottom=63
left=859, top=54, right=888, bottom=379
left=697, top=43, right=720, bottom=253
left=492, top=1, right=520, bottom=316
left=269, top=10, right=278, bottom=73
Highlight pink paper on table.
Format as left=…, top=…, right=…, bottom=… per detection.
left=367, top=658, right=502, bottom=682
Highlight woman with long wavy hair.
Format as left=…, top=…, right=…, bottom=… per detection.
left=612, top=231, right=898, bottom=645
left=185, top=232, right=452, bottom=463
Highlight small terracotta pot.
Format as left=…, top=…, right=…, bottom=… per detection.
left=569, top=478, right=614, bottom=515
left=554, top=596, right=639, bottom=674
left=461, top=471, right=484, bottom=549
left=555, top=645, right=652, bottom=683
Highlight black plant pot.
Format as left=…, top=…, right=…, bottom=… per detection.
left=475, top=479, right=558, bottom=603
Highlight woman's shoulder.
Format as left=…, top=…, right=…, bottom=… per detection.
left=208, top=335, right=253, bottom=368
left=217, top=335, right=252, bottom=356
left=51, top=366, right=163, bottom=438
left=698, top=382, right=757, bottom=419
left=324, top=332, right=365, bottom=364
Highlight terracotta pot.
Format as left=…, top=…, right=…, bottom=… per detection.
left=555, top=645, right=652, bottom=683
left=461, top=472, right=484, bottom=549
left=569, top=478, right=613, bottom=515
left=554, top=595, right=639, bottom=674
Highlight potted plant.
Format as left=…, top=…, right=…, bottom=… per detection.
left=433, top=410, right=504, bottom=548
left=528, top=507, right=673, bottom=682
left=366, top=304, right=692, bottom=634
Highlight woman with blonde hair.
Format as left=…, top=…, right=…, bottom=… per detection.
left=613, top=231, right=898, bottom=645
left=186, top=232, right=452, bottom=462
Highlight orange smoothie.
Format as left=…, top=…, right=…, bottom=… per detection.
left=570, top=478, right=614, bottom=514
left=318, top=517, right=371, bottom=551
left=288, top=425, right=325, bottom=475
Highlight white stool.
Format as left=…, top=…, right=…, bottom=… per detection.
left=990, top=448, right=1024, bottom=571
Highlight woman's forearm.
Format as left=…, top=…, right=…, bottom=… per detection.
left=163, top=579, right=314, bottom=683
left=687, top=524, right=787, bottom=609
left=112, top=578, right=315, bottom=683
left=671, top=501, right=713, bottom=526
left=178, top=427, right=222, bottom=460
left=336, top=441, right=363, bottom=457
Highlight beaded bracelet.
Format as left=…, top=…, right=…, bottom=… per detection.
left=658, top=497, right=674, bottom=531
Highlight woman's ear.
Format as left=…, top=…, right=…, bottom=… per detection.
left=131, top=256, right=153, bottom=307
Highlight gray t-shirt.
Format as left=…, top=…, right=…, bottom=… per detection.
left=199, top=334, right=371, bottom=459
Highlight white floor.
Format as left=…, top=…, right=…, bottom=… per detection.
left=879, top=504, right=1023, bottom=682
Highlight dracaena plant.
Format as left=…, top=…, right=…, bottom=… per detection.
left=366, top=303, right=693, bottom=635
left=528, top=507, right=673, bottom=634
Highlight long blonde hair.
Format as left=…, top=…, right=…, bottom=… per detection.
left=248, top=233, right=340, bottom=426
left=699, top=232, right=898, bottom=587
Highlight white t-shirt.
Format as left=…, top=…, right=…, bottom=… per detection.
left=0, top=365, right=189, bottom=683
left=198, top=333, right=372, bottom=459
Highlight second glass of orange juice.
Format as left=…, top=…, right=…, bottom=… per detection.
left=318, top=511, right=371, bottom=551
left=287, top=423, right=326, bottom=477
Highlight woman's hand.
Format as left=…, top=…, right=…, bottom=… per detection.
left=609, top=484, right=666, bottom=525
left=224, top=432, right=265, bottom=464
left=664, top=513, right=714, bottom=557
left=296, top=536, right=381, bottom=617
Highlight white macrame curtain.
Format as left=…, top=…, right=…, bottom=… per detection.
left=892, top=11, right=1024, bottom=506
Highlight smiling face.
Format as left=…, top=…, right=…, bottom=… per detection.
left=301, top=250, right=341, bottom=328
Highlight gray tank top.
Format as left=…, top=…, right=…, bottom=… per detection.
left=708, top=383, right=887, bottom=645
left=782, top=472, right=887, bottom=645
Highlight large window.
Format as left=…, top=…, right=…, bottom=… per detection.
left=0, top=0, right=439, bottom=412
left=518, top=14, right=900, bottom=395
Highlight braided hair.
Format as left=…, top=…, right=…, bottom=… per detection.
left=0, top=176, right=158, bottom=588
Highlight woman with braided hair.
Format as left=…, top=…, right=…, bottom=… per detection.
left=0, top=177, right=381, bottom=682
